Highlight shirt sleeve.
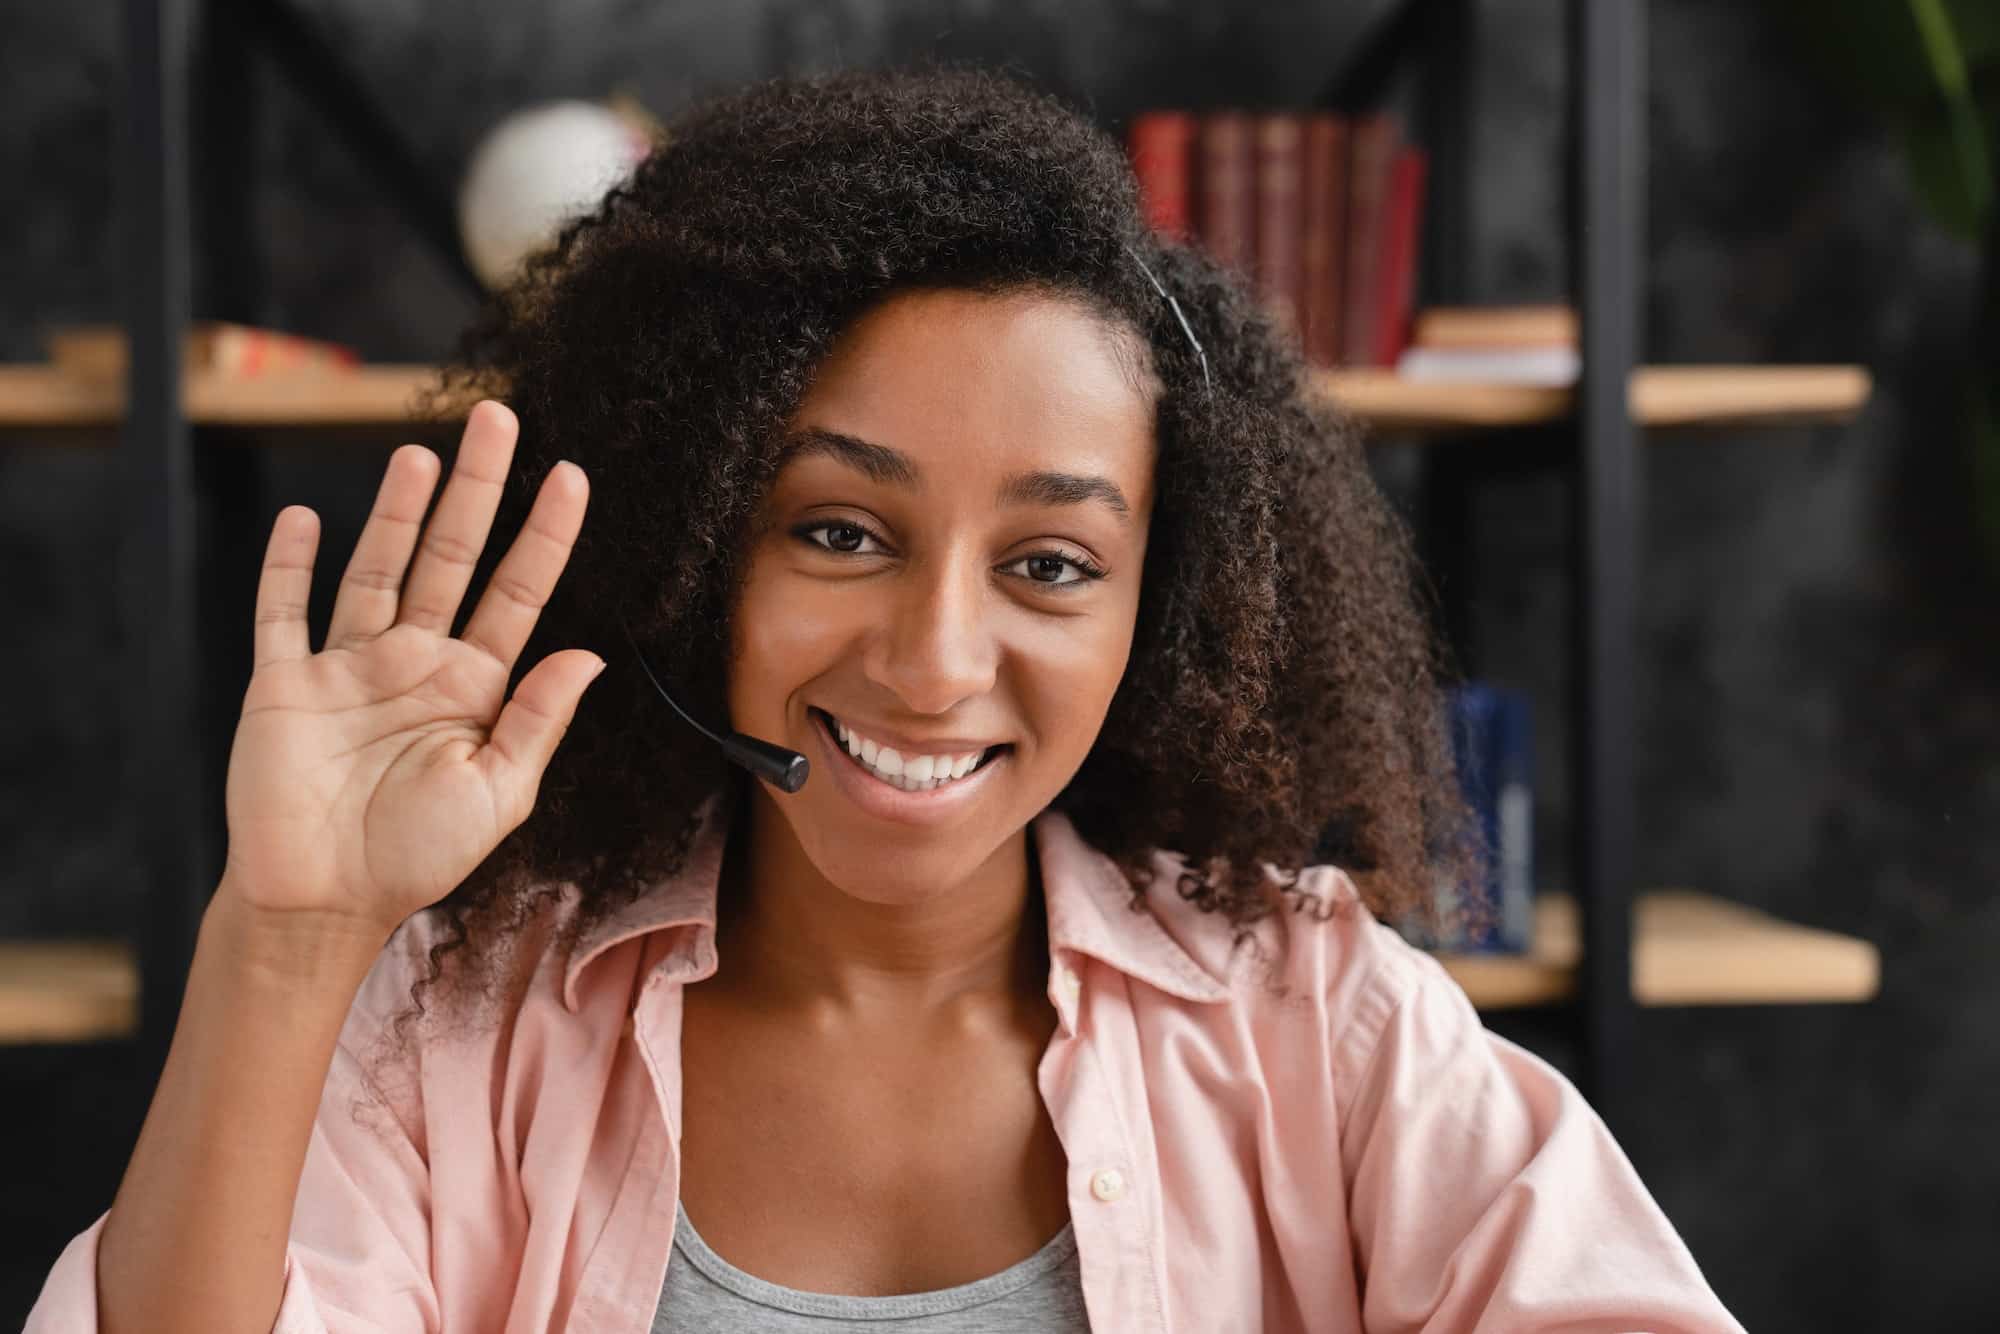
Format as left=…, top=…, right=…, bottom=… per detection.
left=23, top=956, right=442, bottom=1333
left=1334, top=928, right=1747, bottom=1334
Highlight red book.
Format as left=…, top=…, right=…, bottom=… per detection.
left=1371, top=145, right=1430, bottom=367
left=1298, top=113, right=1349, bottom=369
left=1127, top=111, right=1197, bottom=243
left=1195, top=111, right=1255, bottom=280
left=1340, top=113, right=1400, bottom=367
left=1252, top=113, right=1305, bottom=340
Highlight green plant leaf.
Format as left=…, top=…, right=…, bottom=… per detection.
left=1912, top=0, right=1973, bottom=95
left=1944, top=0, right=2000, bottom=67
left=1903, top=116, right=1988, bottom=240
left=1904, top=0, right=1995, bottom=235
left=1771, top=0, right=1939, bottom=108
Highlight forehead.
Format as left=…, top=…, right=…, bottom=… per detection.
left=779, top=287, right=1158, bottom=510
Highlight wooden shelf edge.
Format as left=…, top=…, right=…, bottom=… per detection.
left=1, top=362, right=1873, bottom=434
left=0, top=364, right=443, bottom=429
left=1435, top=889, right=1882, bottom=1011
left=1319, top=364, right=1873, bottom=432
left=0, top=939, right=138, bottom=1044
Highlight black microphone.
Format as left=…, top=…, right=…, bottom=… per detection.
left=616, top=615, right=810, bottom=793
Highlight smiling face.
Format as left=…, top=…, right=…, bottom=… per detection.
left=725, top=285, right=1159, bottom=907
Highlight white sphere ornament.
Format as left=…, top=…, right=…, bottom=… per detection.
left=457, top=99, right=655, bottom=290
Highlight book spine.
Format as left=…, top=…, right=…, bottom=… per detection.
left=1370, top=145, right=1429, bottom=368
left=1127, top=111, right=1197, bottom=243
left=1439, top=684, right=1535, bottom=954
left=1251, top=112, right=1304, bottom=341
left=1494, top=689, right=1535, bottom=954
left=1298, top=113, right=1348, bottom=369
left=1340, top=113, right=1399, bottom=367
left=1195, top=111, right=1255, bottom=279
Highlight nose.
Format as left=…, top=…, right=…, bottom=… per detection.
left=860, top=548, right=999, bottom=716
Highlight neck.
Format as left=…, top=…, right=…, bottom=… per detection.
left=712, top=781, right=1050, bottom=1034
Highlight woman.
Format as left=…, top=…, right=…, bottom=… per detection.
left=30, top=65, right=1744, bottom=1333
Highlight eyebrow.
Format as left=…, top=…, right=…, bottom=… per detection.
left=775, top=426, right=1133, bottom=525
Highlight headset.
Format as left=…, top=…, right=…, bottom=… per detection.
left=617, top=615, right=810, bottom=793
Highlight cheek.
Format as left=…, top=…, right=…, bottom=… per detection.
left=728, top=559, right=847, bottom=715
left=739, top=583, right=827, bottom=662
left=1020, top=614, right=1137, bottom=754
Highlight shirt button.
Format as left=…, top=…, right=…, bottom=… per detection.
left=1055, top=964, right=1081, bottom=999
left=1089, top=1167, right=1126, bottom=1202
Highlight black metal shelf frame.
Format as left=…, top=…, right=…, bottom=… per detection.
left=1328, top=0, right=1643, bottom=1127
left=1566, top=0, right=1643, bottom=1136
left=120, top=0, right=201, bottom=1084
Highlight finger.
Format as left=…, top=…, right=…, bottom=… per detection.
left=252, top=506, right=321, bottom=670
left=323, top=443, right=443, bottom=650
left=458, top=459, right=590, bottom=676
left=475, top=649, right=607, bottom=827
left=395, top=399, right=519, bottom=636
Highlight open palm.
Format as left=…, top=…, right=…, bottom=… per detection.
left=221, top=400, right=603, bottom=939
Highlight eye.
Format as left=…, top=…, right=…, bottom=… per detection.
left=793, top=520, right=888, bottom=557
left=790, top=520, right=1108, bottom=591
left=999, top=549, right=1109, bottom=589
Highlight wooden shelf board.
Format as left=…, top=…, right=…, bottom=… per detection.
left=1319, top=364, right=1873, bottom=430
left=1436, top=889, right=1882, bottom=1010
left=0, top=888, right=1880, bottom=1042
left=0, top=362, right=1871, bottom=433
left=0, top=939, right=138, bottom=1044
left=0, top=365, right=441, bottom=428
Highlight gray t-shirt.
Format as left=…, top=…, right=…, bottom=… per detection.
left=651, top=1198, right=1092, bottom=1331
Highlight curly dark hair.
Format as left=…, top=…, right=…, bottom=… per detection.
left=398, top=61, right=1480, bottom=1040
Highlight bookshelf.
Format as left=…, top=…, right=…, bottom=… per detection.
left=1315, top=0, right=1881, bottom=1129
left=0, top=0, right=1884, bottom=1146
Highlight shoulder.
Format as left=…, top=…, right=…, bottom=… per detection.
left=1136, top=848, right=1468, bottom=1081
left=326, top=887, right=602, bottom=1145
left=338, top=885, right=593, bottom=1061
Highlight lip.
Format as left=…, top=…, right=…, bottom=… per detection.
left=809, top=707, right=1010, bottom=825
left=812, top=708, right=1008, bottom=757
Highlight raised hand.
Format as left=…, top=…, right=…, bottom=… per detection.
left=219, top=399, right=602, bottom=939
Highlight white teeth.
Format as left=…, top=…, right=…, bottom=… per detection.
left=828, top=712, right=991, bottom=792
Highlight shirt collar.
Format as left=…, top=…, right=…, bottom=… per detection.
left=560, top=790, right=1233, bottom=1013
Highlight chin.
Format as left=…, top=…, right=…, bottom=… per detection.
left=813, top=839, right=985, bottom=904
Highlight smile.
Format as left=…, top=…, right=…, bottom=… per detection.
left=808, top=707, right=1013, bottom=822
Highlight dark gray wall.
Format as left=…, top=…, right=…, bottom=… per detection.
left=4, top=1, right=1994, bottom=1329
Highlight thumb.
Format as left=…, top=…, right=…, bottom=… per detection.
left=479, top=650, right=607, bottom=825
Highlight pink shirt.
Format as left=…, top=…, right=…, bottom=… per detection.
left=29, top=794, right=1745, bottom=1332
